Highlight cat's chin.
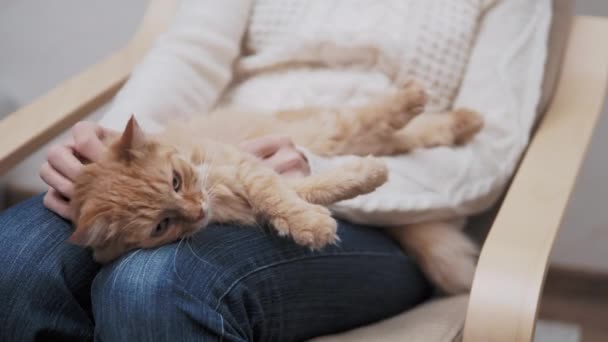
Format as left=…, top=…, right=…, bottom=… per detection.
left=184, top=215, right=211, bottom=237
left=183, top=228, right=204, bottom=238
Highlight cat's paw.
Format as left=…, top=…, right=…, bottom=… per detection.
left=401, top=81, right=428, bottom=112
left=450, top=108, right=484, bottom=144
left=357, top=156, right=389, bottom=190
left=340, top=157, right=388, bottom=196
left=275, top=205, right=338, bottom=250
left=387, top=81, right=428, bottom=129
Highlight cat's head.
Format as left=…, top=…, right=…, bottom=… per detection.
left=70, top=116, right=210, bottom=263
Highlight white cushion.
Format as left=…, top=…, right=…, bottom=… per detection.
left=335, top=0, right=552, bottom=223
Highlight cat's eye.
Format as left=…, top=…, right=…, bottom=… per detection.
left=152, top=218, right=171, bottom=237
left=172, top=171, right=182, bottom=192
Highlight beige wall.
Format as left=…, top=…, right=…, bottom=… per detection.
left=0, top=0, right=148, bottom=194
left=0, top=0, right=147, bottom=104
left=550, top=0, right=608, bottom=272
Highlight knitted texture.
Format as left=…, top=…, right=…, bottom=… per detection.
left=230, top=0, right=496, bottom=113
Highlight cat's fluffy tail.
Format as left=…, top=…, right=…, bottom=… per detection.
left=385, top=220, right=478, bottom=294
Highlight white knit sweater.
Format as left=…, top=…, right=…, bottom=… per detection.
left=99, top=0, right=551, bottom=226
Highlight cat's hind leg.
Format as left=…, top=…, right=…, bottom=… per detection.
left=390, top=108, right=484, bottom=152
left=273, top=82, right=427, bottom=156
left=330, top=81, right=427, bottom=155
left=352, top=81, right=428, bottom=131
left=276, top=81, right=426, bottom=131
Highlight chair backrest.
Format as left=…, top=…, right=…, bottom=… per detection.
left=0, top=0, right=180, bottom=176
left=538, top=0, right=575, bottom=114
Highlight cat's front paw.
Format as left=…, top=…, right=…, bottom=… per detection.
left=340, top=157, right=388, bottom=196
left=292, top=205, right=339, bottom=250
left=273, top=205, right=338, bottom=250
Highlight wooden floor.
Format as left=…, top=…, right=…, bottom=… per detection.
left=539, top=268, right=608, bottom=342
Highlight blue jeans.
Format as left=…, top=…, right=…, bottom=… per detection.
left=0, top=195, right=431, bottom=341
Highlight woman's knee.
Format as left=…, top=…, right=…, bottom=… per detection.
left=0, top=195, right=73, bottom=290
left=0, top=195, right=98, bottom=336
left=91, top=244, right=238, bottom=341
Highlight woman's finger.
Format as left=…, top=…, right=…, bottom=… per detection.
left=46, top=144, right=84, bottom=181
left=40, top=162, right=75, bottom=199
left=43, top=188, right=73, bottom=220
left=72, top=121, right=107, bottom=162
left=241, top=134, right=293, bottom=158
left=264, top=147, right=310, bottom=175
left=281, top=169, right=308, bottom=178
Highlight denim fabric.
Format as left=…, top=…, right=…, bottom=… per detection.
left=0, top=195, right=431, bottom=341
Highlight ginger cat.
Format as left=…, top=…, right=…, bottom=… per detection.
left=70, top=82, right=483, bottom=293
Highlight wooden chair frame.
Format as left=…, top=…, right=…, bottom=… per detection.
left=1, top=1, right=607, bottom=341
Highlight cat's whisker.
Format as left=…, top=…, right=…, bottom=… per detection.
left=120, top=220, right=141, bottom=233
left=206, top=185, right=220, bottom=198
left=201, top=166, right=211, bottom=189
left=205, top=179, right=221, bottom=197
left=255, top=222, right=267, bottom=236
left=200, top=148, right=217, bottom=189
left=206, top=180, right=218, bottom=191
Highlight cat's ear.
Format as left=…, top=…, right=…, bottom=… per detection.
left=115, top=115, right=146, bottom=160
left=68, top=218, right=110, bottom=247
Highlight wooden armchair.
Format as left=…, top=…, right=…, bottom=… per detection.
left=1, top=1, right=607, bottom=341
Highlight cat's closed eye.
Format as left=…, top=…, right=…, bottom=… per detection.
left=152, top=218, right=171, bottom=237
left=172, top=171, right=182, bottom=192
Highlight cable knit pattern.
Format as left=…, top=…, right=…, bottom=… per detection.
left=230, top=0, right=496, bottom=113
left=100, top=0, right=552, bottom=225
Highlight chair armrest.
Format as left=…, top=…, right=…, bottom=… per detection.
left=464, top=16, right=608, bottom=342
left=0, top=0, right=178, bottom=175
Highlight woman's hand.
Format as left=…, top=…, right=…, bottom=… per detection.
left=41, top=121, right=112, bottom=220
left=240, top=135, right=311, bottom=177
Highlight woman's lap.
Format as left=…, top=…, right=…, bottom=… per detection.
left=0, top=195, right=431, bottom=341
left=0, top=194, right=100, bottom=341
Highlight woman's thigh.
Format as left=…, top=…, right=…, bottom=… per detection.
left=0, top=195, right=100, bottom=341
left=93, top=221, right=432, bottom=342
